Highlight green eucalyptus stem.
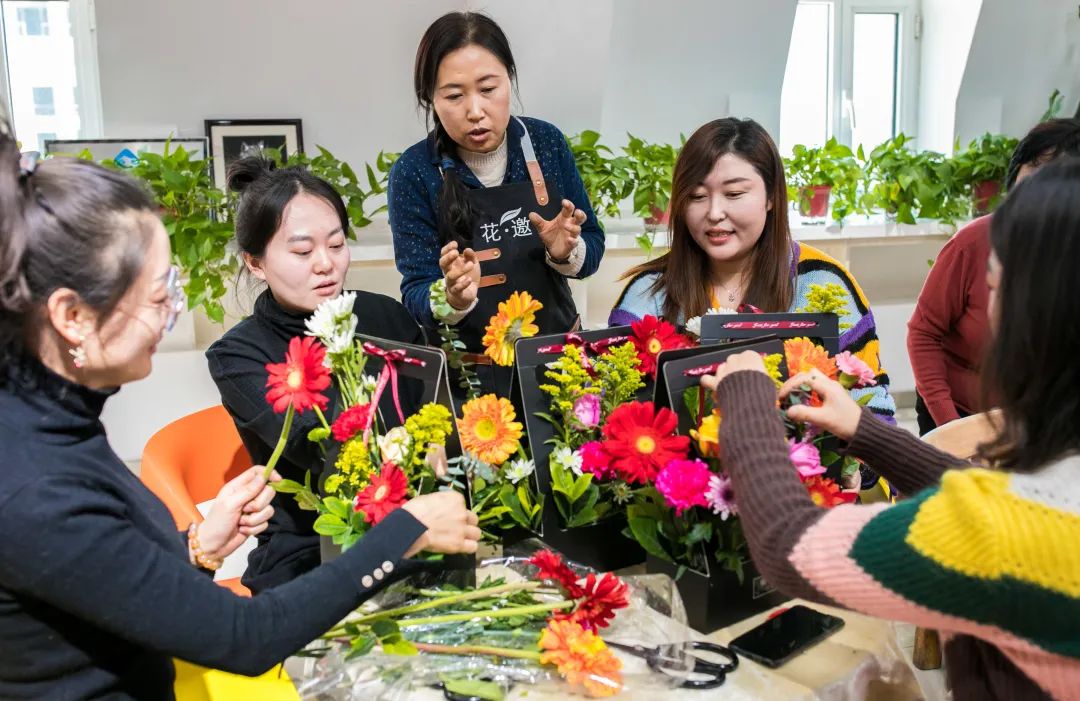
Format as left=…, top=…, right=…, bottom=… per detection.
left=413, top=642, right=543, bottom=661
left=399, top=601, right=571, bottom=628
left=324, top=582, right=542, bottom=635
left=264, top=403, right=294, bottom=481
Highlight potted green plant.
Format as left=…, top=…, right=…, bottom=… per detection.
left=99, top=143, right=236, bottom=324
left=623, top=133, right=680, bottom=228
left=784, top=137, right=862, bottom=222
left=566, top=130, right=633, bottom=220
left=860, top=134, right=966, bottom=225
left=950, top=133, right=1018, bottom=216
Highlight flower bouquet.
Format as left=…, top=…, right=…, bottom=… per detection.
left=297, top=549, right=694, bottom=699
left=263, top=292, right=459, bottom=555
left=510, top=317, right=695, bottom=571
left=618, top=336, right=876, bottom=630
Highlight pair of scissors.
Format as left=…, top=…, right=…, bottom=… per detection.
left=607, top=640, right=738, bottom=689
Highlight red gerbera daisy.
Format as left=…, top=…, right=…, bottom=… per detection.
left=803, top=476, right=858, bottom=508
left=630, top=315, right=693, bottom=377
left=557, top=572, right=630, bottom=632
left=529, top=549, right=584, bottom=598
left=353, top=463, right=409, bottom=525
left=601, top=401, right=690, bottom=484
left=331, top=403, right=374, bottom=442
left=264, top=336, right=331, bottom=414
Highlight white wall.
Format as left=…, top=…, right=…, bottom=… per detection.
left=955, top=0, right=1080, bottom=142
left=95, top=0, right=797, bottom=165
left=917, top=0, right=982, bottom=153
left=599, top=0, right=796, bottom=144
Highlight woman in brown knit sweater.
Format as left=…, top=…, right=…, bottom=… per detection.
left=703, top=158, right=1080, bottom=700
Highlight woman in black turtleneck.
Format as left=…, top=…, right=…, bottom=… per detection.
left=206, top=157, right=428, bottom=593
left=0, top=126, right=478, bottom=700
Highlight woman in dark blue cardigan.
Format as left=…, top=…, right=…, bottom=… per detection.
left=389, top=12, right=604, bottom=393
left=0, top=126, right=478, bottom=700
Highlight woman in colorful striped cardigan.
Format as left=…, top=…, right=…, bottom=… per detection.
left=609, top=118, right=895, bottom=428
left=703, top=157, right=1080, bottom=700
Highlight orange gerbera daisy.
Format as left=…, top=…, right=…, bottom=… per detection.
left=457, top=394, right=523, bottom=465
left=482, top=291, right=543, bottom=366
left=539, top=619, right=623, bottom=697
left=804, top=475, right=858, bottom=508
left=784, top=337, right=838, bottom=380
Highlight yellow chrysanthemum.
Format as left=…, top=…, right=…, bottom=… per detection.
left=539, top=619, right=623, bottom=697
left=457, top=394, right=523, bottom=465
left=482, top=291, right=543, bottom=366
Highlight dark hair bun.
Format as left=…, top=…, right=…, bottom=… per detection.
left=226, top=156, right=277, bottom=194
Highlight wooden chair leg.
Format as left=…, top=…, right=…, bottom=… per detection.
left=913, top=627, right=942, bottom=670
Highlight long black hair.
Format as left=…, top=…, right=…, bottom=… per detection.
left=226, top=156, right=350, bottom=259
left=413, top=11, right=517, bottom=245
left=1005, top=118, right=1080, bottom=189
left=0, top=118, right=156, bottom=376
left=981, top=156, right=1080, bottom=471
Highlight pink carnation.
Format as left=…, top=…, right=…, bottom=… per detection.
left=706, top=473, right=737, bottom=520
left=572, top=394, right=601, bottom=428
left=835, top=351, right=877, bottom=389
left=789, top=439, right=826, bottom=479
left=654, top=459, right=713, bottom=515
left=579, top=441, right=616, bottom=480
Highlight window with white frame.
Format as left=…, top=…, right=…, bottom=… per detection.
left=16, top=4, right=46, bottom=34
left=780, top=0, right=921, bottom=155
left=0, top=1, right=102, bottom=148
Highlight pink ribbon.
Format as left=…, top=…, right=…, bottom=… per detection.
left=537, top=333, right=631, bottom=356
left=362, top=341, right=427, bottom=428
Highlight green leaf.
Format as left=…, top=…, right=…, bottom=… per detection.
left=441, top=679, right=505, bottom=701
left=345, top=632, right=377, bottom=660
left=312, top=513, right=349, bottom=537
left=323, top=496, right=351, bottom=521
left=628, top=517, right=669, bottom=560
left=273, top=479, right=303, bottom=494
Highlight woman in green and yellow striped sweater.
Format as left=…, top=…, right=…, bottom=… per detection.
left=704, top=157, right=1080, bottom=700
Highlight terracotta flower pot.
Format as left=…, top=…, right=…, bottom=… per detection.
left=798, top=185, right=832, bottom=218
left=972, top=180, right=1002, bottom=216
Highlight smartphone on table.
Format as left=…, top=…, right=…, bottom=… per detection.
left=728, top=605, right=845, bottom=668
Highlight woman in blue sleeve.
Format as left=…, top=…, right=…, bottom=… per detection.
left=389, top=11, right=604, bottom=395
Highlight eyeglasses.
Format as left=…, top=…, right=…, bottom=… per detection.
left=163, top=265, right=186, bottom=332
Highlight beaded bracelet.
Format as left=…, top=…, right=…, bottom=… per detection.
left=187, top=522, right=223, bottom=571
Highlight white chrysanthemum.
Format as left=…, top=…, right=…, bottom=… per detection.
left=505, top=458, right=536, bottom=484
left=356, top=374, right=379, bottom=403
left=377, top=426, right=412, bottom=465
left=305, top=292, right=358, bottom=354
left=551, top=445, right=584, bottom=477
left=687, top=307, right=738, bottom=338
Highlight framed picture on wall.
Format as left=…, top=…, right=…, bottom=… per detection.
left=205, top=118, right=303, bottom=187
left=44, top=137, right=209, bottom=166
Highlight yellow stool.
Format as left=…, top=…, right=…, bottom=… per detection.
left=174, top=659, right=300, bottom=701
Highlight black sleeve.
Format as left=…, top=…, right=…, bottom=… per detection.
left=0, top=476, right=428, bottom=677
left=206, top=338, right=331, bottom=474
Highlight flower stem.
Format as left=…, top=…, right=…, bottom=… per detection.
left=413, top=642, right=543, bottom=661
left=325, top=582, right=542, bottom=633
left=313, top=404, right=331, bottom=432
left=264, top=404, right=294, bottom=481
left=399, top=601, right=571, bottom=628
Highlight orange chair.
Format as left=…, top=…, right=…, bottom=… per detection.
left=141, top=405, right=253, bottom=597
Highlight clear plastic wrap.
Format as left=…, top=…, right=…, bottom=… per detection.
left=292, top=546, right=707, bottom=700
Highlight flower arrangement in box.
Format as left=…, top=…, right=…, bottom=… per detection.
left=621, top=337, right=876, bottom=579
left=534, top=316, right=694, bottom=529
left=261, top=292, right=456, bottom=551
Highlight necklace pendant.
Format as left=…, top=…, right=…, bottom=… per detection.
left=728, top=291, right=736, bottom=303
